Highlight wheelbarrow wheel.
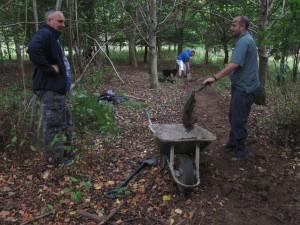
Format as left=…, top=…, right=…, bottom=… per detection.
left=174, top=154, right=195, bottom=193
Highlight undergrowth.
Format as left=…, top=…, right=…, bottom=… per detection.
left=1, top=68, right=119, bottom=157
left=261, top=80, right=300, bottom=150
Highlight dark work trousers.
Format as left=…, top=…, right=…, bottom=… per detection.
left=228, top=87, right=255, bottom=157
left=38, top=91, right=72, bottom=164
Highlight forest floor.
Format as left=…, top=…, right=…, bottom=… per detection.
left=1, top=61, right=300, bottom=225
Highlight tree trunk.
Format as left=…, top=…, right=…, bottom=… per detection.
left=128, top=31, right=137, bottom=67
left=204, top=44, right=209, bottom=64
left=144, top=44, right=148, bottom=63
left=67, top=0, right=77, bottom=79
left=14, top=38, right=26, bottom=103
left=157, top=38, right=162, bottom=59
left=0, top=41, right=3, bottom=60
left=175, top=3, right=187, bottom=54
left=257, top=0, right=274, bottom=105
left=14, top=39, right=25, bottom=77
left=223, top=42, right=228, bottom=65
left=55, top=0, right=63, bottom=10
left=149, top=0, right=159, bottom=89
left=105, top=32, right=110, bottom=57
left=258, top=46, right=268, bottom=88
left=32, top=0, right=39, bottom=31
left=74, top=0, right=82, bottom=74
left=5, top=38, right=11, bottom=60
left=292, top=43, right=300, bottom=82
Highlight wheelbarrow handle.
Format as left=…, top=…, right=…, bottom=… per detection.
left=144, top=109, right=152, bottom=126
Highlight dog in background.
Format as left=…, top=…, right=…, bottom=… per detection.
left=161, top=68, right=178, bottom=82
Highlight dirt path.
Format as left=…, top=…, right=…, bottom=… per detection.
left=1, top=62, right=299, bottom=225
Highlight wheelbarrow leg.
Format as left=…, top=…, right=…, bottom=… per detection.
left=167, top=144, right=201, bottom=191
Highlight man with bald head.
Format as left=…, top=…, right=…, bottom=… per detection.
left=203, top=16, right=260, bottom=161
left=27, top=10, right=73, bottom=167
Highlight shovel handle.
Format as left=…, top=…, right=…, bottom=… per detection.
left=193, top=83, right=208, bottom=93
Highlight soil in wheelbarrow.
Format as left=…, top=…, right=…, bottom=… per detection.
left=1, top=61, right=299, bottom=225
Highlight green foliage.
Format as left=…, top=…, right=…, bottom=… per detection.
left=70, top=191, right=83, bottom=203
left=261, top=80, right=300, bottom=149
left=63, top=177, right=92, bottom=204
left=70, top=69, right=119, bottom=134
left=121, top=99, right=146, bottom=109
left=0, top=86, right=24, bottom=109
left=47, top=204, right=56, bottom=214
left=71, top=91, right=118, bottom=134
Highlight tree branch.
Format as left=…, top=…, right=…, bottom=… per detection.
left=86, top=34, right=125, bottom=84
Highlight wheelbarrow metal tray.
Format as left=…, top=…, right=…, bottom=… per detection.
left=150, top=123, right=216, bottom=154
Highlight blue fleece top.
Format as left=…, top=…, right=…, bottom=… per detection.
left=177, top=49, right=193, bottom=62
left=27, top=24, right=69, bottom=94
left=230, top=32, right=260, bottom=93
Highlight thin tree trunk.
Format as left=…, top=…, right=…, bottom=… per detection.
left=157, top=38, right=162, bottom=59
left=176, top=3, right=187, bottom=54
left=128, top=8, right=138, bottom=67
left=223, top=43, right=228, bottom=65
left=292, top=43, right=300, bottom=82
left=74, top=0, right=82, bottom=73
left=32, top=0, right=39, bottom=31
left=149, top=0, right=159, bottom=89
left=128, top=31, right=137, bottom=67
left=144, top=44, right=148, bottom=63
left=0, top=41, right=3, bottom=60
left=15, top=39, right=26, bottom=101
left=4, top=35, right=12, bottom=60
left=55, top=0, right=62, bottom=10
left=204, top=44, right=209, bottom=64
left=105, top=32, right=110, bottom=57
left=68, top=0, right=77, bottom=79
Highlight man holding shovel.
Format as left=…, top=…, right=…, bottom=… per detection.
left=203, top=16, right=260, bottom=161
left=177, top=48, right=195, bottom=80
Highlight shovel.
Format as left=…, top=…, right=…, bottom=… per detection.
left=105, top=158, right=157, bottom=198
left=182, top=84, right=208, bottom=130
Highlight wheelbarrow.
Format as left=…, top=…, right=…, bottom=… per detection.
left=145, top=111, right=216, bottom=192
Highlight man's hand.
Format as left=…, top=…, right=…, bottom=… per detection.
left=52, top=64, right=59, bottom=74
left=203, top=77, right=215, bottom=85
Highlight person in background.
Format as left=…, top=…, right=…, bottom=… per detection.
left=176, top=48, right=195, bottom=80
left=203, top=16, right=260, bottom=161
left=27, top=10, right=73, bottom=167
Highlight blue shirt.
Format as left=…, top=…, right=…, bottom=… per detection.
left=230, top=32, right=260, bottom=93
left=177, top=49, right=193, bottom=62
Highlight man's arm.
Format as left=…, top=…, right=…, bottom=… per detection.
left=27, top=32, right=57, bottom=74
left=203, top=63, right=239, bottom=85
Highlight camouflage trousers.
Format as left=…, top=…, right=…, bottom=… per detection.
left=37, top=91, right=72, bottom=165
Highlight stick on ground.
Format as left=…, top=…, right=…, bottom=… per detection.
left=77, top=201, right=125, bottom=225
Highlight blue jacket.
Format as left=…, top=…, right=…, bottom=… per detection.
left=27, top=24, right=67, bottom=94
left=177, top=49, right=192, bottom=62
